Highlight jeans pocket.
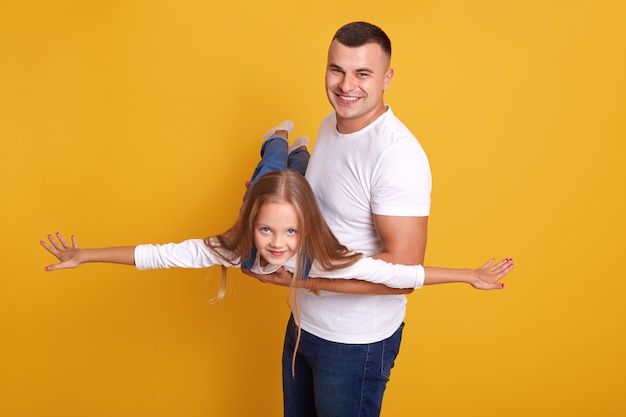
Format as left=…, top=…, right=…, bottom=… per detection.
left=381, top=322, right=404, bottom=379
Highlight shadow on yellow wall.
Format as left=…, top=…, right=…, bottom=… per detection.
left=1, top=1, right=625, bottom=416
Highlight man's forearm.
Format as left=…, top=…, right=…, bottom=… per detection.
left=297, top=278, right=414, bottom=295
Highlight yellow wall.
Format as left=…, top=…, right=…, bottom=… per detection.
left=1, top=1, right=624, bottom=416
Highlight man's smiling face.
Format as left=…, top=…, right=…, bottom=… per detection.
left=325, top=40, right=394, bottom=134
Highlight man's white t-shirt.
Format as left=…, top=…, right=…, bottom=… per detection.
left=302, top=106, right=432, bottom=344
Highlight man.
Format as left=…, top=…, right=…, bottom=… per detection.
left=247, top=22, right=431, bottom=417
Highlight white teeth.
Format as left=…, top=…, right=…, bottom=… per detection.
left=340, top=95, right=358, bottom=102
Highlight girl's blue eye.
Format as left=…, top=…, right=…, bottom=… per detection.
left=287, top=229, right=297, bottom=235
left=260, top=227, right=270, bottom=233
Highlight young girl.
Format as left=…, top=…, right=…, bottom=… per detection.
left=41, top=122, right=513, bottom=293
left=41, top=169, right=513, bottom=291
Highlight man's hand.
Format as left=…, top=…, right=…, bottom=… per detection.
left=241, top=266, right=294, bottom=287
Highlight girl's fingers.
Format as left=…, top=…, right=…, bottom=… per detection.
left=55, top=232, right=70, bottom=248
left=492, top=262, right=509, bottom=273
left=40, top=240, right=55, bottom=254
left=490, top=258, right=514, bottom=273
left=46, top=234, right=62, bottom=249
left=44, top=232, right=77, bottom=250
left=493, top=261, right=514, bottom=279
left=479, top=258, right=497, bottom=269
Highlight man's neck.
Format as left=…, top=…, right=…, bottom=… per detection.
left=336, top=104, right=388, bottom=134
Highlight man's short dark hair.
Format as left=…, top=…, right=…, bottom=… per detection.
left=333, top=21, right=392, bottom=58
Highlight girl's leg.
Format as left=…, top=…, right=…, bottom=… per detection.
left=287, top=136, right=310, bottom=176
left=243, top=121, right=293, bottom=201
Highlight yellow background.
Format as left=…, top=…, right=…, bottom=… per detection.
left=1, top=0, right=625, bottom=416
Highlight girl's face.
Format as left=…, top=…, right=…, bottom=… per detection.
left=253, top=202, right=300, bottom=266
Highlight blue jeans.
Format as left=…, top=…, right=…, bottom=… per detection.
left=282, top=316, right=404, bottom=417
left=243, top=135, right=309, bottom=200
left=241, top=135, right=310, bottom=271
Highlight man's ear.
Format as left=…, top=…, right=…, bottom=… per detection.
left=384, top=67, right=394, bottom=91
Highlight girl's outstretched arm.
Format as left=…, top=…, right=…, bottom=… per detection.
left=243, top=257, right=514, bottom=294
left=424, top=258, right=514, bottom=289
left=41, top=233, right=135, bottom=271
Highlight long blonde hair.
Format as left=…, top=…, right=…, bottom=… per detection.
left=205, top=169, right=361, bottom=285
left=204, top=170, right=362, bottom=371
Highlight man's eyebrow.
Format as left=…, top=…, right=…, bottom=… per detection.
left=328, top=63, right=374, bottom=74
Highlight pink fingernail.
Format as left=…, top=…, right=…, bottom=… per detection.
left=44, top=266, right=50, bottom=272
left=501, top=283, right=505, bottom=288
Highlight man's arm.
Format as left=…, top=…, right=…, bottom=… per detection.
left=371, top=215, right=428, bottom=265
left=242, top=266, right=414, bottom=294
left=319, top=215, right=426, bottom=294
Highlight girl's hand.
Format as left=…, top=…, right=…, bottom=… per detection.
left=471, top=258, right=514, bottom=290
left=40, top=233, right=82, bottom=271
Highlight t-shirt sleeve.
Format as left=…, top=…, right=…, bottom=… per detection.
left=134, top=239, right=237, bottom=270
left=371, top=141, right=431, bottom=217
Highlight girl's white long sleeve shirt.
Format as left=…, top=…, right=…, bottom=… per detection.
left=134, top=238, right=424, bottom=289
